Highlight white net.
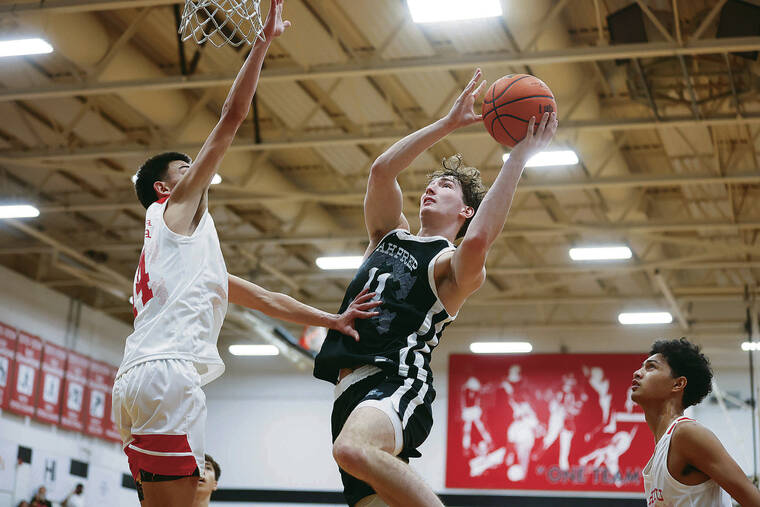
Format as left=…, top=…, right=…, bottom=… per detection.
left=179, top=0, right=265, bottom=48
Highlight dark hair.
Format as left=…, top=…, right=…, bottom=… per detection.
left=205, top=454, right=221, bottom=481
left=650, top=337, right=713, bottom=409
left=428, top=154, right=487, bottom=239
left=134, top=152, right=191, bottom=209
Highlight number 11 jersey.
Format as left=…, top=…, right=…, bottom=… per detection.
left=314, top=229, right=457, bottom=385
left=116, top=197, right=228, bottom=386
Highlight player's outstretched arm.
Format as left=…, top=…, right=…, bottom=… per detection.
left=165, top=0, right=290, bottom=234
left=674, top=422, right=760, bottom=506
left=228, top=275, right=381, bottom=341
left=364, top=68, right=487, bottom=250
left=450, top=111, right=558, bottom=295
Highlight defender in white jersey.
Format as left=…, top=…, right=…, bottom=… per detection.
left=631, top=338, right=760, bottom=506
left=112, top=2, right=380, bottom=505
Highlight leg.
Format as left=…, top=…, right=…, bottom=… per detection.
left=141, top=476, right=199, bottom=507
left=333, top=406, right=442, bottom=507
left=559, top=428, right=573, bottom=470
left=356, top=494, right=390, bottom=507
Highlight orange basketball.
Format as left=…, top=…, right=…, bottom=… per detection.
left=481, top=74, right=557, bottom=147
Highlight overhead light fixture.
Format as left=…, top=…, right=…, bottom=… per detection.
left=503, top=150, right=579, bottom=167
left=130, top=173, right=222, bottom=184
left=618, top=312, right=673, bottom=325
left=228, top=344, right=279, bottom=356
left=0, top=204, right=40, bottom=219
left=408, top=0, right=502, bottom=23
left=0, top=38, right=53, bottom=58
left=470, top=342, right=533, bottom=354
left=316, top=256, right=363, bottom=270
left=569, top=246, right=632, bottom=261
left=742, top=342, right=760, bottom=352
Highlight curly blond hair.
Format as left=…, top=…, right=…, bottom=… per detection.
left=428, top=154, right=487, bottom=239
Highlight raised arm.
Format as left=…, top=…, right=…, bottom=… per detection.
left=675, top=422, right=760, bottom=506
left=364, top=69, right=487, bottom=251
left=165, top=0, right=290, bottom=233
left=228, top=275, right=381, bottom=341
left=448, top=111, right=558, bottom=300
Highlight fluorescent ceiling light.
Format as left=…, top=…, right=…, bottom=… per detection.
left=130, top=173, right=222, bottom=184
left=0, top=38, right=53, bottom=58
left=742, top=341, right=760, bottom=352
left=470, top=342, right=533, bottom=354
left=408, top=0, right=502, bottom=23
left=228, top=344, right=279, bottom=356
left=316, top=255, right=363, bottom=270
left=618, top=312, right=673, bottom=325
left=0, top=205, right=40, bottom=219
left=503, top=150, right=579, bottom=167
left=569, top=246, right=632, bottom=261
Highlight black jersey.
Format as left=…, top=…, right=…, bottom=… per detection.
left=314, top=229, right=457, bottom=385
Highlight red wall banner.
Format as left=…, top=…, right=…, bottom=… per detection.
left=60, top=351, right=90, bottom=432
left=34, top=341, right=68, bottom=425
left=0, top=322, right=17, bottom=410
left=84, top=360, right=112, bottom=438
left=7, top=331, right=43, bottom=416
left=446, top=354, right=652, bottom=493
left=104, top=364, right=122, bottom=443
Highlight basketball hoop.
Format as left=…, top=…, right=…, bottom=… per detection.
left=179, top=0, right=265, bottom=48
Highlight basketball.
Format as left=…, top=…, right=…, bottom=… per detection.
left=481, top=74, right=557, bottom=147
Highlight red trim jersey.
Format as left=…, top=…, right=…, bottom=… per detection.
left=642, top=417, right=731, bottom=507
left=116, top=198, right=227, bottom=385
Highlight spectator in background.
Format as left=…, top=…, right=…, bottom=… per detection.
left=193, top=454, right=221, bottom=507
left=61, top=483, right=84, bottom=507
left=16, top=501, right=30, bottom=507
left=29, top=486, right=51, bottom=507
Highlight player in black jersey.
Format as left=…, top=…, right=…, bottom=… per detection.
left=315, top=68, right=558, bottom=507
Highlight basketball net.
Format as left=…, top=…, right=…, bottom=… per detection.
left=179, top=0, right=265, bottom=48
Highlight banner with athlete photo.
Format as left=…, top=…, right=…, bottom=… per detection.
left=60, top=351, right=90, bottom=432
left=7, top=331, right=43, bottom=416
left=104, top=364, right=122, bottom=443
left=446, top=353, right=652, bottom=493
left=84, top=360, right=113, bottom=438
left=0, top=322, right=17, bottom=410
left=34, top=341, right=68, bottom=425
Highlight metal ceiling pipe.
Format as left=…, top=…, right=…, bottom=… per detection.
left=501, top=0, right=643, bottom=220
left=13, top=10, right=342, bottom=235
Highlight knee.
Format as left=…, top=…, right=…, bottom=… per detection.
left=332, top=437, right=370, bottom=474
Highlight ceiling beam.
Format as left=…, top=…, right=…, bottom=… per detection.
left=1, top=37, right=759, bottom=103
left=5, top=114, right=760, bottom=161
left=0, top=0, right=180, bottom=14
left=7, top=219, right=760, bottom=255
left=28, top=171, right=760, bottom=214
left=274, top=259, right=760, bottom=280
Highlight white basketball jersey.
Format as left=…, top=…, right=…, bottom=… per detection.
left=642, top=416, right=731, bottom=507
left=116, top=198, right=228, bottom=385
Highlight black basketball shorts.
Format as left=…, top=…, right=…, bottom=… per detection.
left=331, top=365, right=435, bottom=506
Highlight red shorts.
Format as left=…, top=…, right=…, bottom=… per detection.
left=112, top=359, right=206, bottom=480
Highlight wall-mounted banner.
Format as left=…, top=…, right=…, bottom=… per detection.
left=84, top=360, right=113, bottom=438
left=446, top=354, right=651, bottom=493
left=60, top=351, right=90, bottom=432
left=35, top=341, right=68, bottom=425
left=7, top=331, right=43, bottom=417
left=0, top=322, right=17, bottom=410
